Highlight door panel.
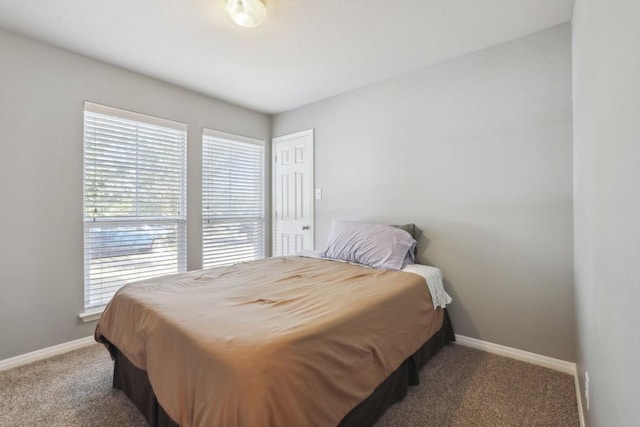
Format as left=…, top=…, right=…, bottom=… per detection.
left=273, top=130, right=314, bottom=256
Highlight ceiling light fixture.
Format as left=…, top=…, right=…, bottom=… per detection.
left=226, top=0, right=266, bottom=28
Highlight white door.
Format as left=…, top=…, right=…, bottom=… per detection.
left=272, top=129, right=314, bottom=256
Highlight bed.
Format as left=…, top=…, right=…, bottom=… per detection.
left=95, top=222, right=454, bottom=426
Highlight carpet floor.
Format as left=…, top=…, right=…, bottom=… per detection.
left=0, top=343, right=579, bottom=426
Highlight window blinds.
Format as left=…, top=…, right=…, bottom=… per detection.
left=202, top=129, right=265, bottom=269
left=83, top=102, right=187, bottom=310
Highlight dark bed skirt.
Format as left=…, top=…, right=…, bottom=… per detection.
left=111, top=309, right=455, bottom=427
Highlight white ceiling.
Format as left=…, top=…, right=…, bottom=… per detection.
left=0, top=0, right=573, bottom=114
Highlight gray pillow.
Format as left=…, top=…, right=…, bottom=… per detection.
left=323, top=220, right=416, bottom=270
left=392, top=223, right=422, bottom=261
left=392, top=223, right=423, bottom=240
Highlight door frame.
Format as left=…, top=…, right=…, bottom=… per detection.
left=271, top=128, right=315, bottom=255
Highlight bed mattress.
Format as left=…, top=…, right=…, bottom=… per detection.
left=95, top=256, right=444, bottom=427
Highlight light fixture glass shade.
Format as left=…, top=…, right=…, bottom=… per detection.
left=226, top=0, right=266, bottom=28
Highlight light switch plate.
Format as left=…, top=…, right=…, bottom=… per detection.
left=315, top=188, right=322, bottom=200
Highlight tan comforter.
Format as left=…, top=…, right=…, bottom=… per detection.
left=95, top=256, right=443, bottom=427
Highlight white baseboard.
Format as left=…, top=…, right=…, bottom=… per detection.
left=0, top=336, right=95, bottom=372
left=454, top=334, right=575, bottom=374
left=574, top=371, right=586, bottom=427
left=454, top=334, right=584, bottom=427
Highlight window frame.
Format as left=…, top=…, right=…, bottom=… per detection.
left=81, top=102, right=187, bottom=317
left=201, top=129, right=266, bottom=269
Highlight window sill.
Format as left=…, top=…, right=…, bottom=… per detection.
left=78, top=308, right=104, bottom=323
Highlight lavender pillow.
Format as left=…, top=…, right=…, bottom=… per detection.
left=322, top=220, right=416, bottom=270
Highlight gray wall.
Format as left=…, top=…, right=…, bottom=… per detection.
left=573, top=0, right=640, bottom=425
left=274, top=24, right=575, bottom=361
left=0, top=30, right=271, bottom=360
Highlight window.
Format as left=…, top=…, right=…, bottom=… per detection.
left=83, top=102, right=187, bottom=311
left=202, top=129, right=265, bottom=268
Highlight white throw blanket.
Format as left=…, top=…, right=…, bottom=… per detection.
left=401, top=264, right=453, bottom=309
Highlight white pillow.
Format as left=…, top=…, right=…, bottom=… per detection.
left=322, top=220, right=416, bottom=270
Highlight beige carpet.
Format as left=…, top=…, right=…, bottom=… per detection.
left=0, top=343, right=578, bottom=426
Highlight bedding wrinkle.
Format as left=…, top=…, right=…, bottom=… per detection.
left=96, top=256, right=443, bottom=427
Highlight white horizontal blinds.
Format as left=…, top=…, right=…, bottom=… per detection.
left=83, top=102, right=187, bottom=310
left=202, top=130, right=265, bottom=269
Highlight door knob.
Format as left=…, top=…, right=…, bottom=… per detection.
left=302, top=225, right=310, bottom=230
